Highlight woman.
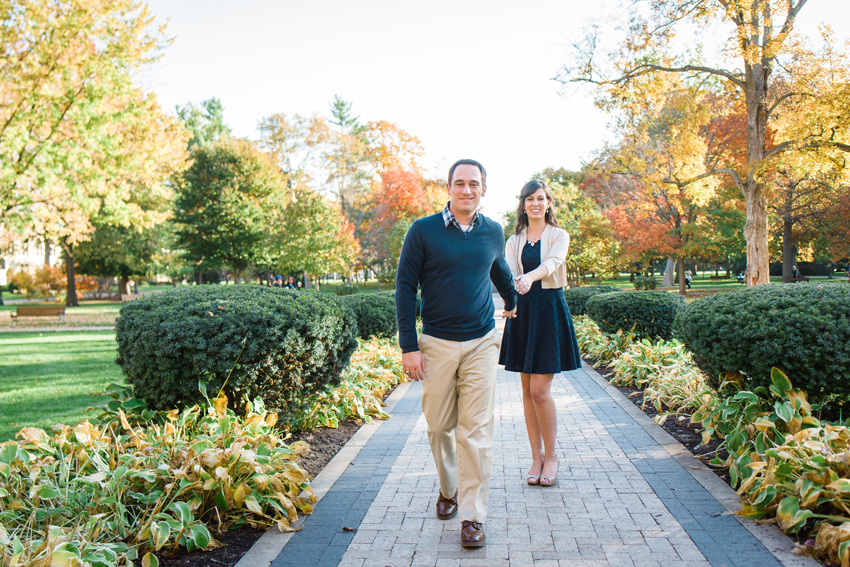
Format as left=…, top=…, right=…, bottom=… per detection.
left=499, top=179, right=582, bottom=487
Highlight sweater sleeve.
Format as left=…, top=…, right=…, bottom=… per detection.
left=540, top=228, right=570, bottom=277
left=395, top=221, right=424, bottom=353
left=505, top=235, right=519, bottom=278
left=491, top=232, right=517, bottom=311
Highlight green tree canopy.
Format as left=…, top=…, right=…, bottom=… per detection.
left=174, top=138, right=285, bottom=278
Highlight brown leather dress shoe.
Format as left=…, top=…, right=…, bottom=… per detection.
left=461, top=520, right=485, bottom=547
left=436, top=492, right=457, bottom=520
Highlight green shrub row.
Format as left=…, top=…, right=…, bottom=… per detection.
left=116, top=285, right=358, bottom=413
left=633, top=275, right=658, bottom=290
left=586, top=290, right=685, bottom=340
left=674, top=282, right=850, bottom=404
left=337, top=292, right=397, bottom=339
left=563, top=285, right=621, bottom=316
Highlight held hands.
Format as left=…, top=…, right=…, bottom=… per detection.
left=502, top=307, right=517, bottom=319
left=401, top=351, right=426, bottom=381
left=515, top=274, right=532, bottom=295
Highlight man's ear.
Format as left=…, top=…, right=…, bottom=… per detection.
left=481, top=184, right=487, bottom=197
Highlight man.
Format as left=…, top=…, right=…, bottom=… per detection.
left=395, top=158, right=516, bottom=548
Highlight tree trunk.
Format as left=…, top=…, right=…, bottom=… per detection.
left=744, top=183, right=771, bottom=286
left=677, top=258, right=686, bottom=295
left=64, top=244, right=79, bottom=307
left=661, top=257, right=676, bottom=287
left=781, top=215, right=796, bottom=283
left=118, top=276, right=131, bottom=295
left=743, top=61, right=771, bottom=287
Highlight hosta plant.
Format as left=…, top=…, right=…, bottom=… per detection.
left=0, top=393, right=315, bottom=567
left=609, top=338, right=714, bottom=421
left=573, top=316, right=636, bottom=364
left=284, top=336, right=408, bottom=432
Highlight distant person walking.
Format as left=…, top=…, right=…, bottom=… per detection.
left=284, top=276, right=297, bottom=290
left=685, top=269, right=693, bottom=290
left=792, top=265, right=799, bottom=279
left=499, top=179, right=581, bottom=489
left=396, top=159, right=516, bottom=548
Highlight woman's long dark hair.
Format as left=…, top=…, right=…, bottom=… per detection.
left=513, top=179, right=559, bottom=235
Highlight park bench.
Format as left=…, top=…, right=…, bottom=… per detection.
left=10, top=305, right=66, bottom=326
left=791, top=276, right=810, bottom=283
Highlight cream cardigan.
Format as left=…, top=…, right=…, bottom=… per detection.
left=505, top=224, right=570, bottom=289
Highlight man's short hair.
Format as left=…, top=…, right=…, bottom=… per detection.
left=447, top=159, right=486, bottom=186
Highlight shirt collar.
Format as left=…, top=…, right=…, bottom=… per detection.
left=442, top=202, right=480, bottom=233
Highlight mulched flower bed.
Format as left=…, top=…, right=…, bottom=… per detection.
left=157, top=419, right=366, bottom=567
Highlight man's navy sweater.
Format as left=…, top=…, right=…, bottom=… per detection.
left=395, top=212, right=517, bottom=353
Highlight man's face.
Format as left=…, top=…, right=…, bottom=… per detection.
left=447, top=164, right=486, bottom=219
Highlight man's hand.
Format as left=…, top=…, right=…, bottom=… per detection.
left=502, top=308, right=517, bottom=319
left=402, top=350, right=427, bottom=381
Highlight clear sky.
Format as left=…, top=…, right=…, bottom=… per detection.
left=141, top=0, right=848, bottom=221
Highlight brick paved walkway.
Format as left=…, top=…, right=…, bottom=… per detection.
left=260, top=364, right=816, bottom=567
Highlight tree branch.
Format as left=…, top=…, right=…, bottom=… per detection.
left=662, top=167, right=745, bottom=192
left=609, top=63, right=746, bottom=90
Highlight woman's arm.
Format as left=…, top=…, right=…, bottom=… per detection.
left=505, top=235, right=519, bottom=279
left=540, top=228, right=569, bottom=277
left=515, top=228, right=569, bottom=294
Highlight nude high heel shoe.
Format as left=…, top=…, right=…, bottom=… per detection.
left=540, top=456, right=559, bottom=487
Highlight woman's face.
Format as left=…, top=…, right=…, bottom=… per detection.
left=288, top=277, right=295, bottom=285
left=524, top=188, right=550, bottom=222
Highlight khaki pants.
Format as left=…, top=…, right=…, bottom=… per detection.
left=418, top=328, right=499, bottom=523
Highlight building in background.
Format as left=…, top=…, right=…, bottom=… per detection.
left=0, top=239, right=62, bottom=286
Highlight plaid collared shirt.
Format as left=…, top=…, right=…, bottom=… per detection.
left=441, top=203, right=480, bottom=234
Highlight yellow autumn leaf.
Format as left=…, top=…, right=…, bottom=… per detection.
left=244, top=494, right=264, bottom=515
left=213, top=395, right=228, bottom=417
left=233, top=483, right=251, bottom=504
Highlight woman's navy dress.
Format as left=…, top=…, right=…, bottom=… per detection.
left=499, top=240, right=582, bottom=374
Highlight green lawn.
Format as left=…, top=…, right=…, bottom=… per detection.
left=316, top=280, right=390, bottom=294
left=0, top=331, right=123, bottom=440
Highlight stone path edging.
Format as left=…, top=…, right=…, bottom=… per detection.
left=579, top=361, right=817, bottom=567
left=235, top=381, right=413, bottom=567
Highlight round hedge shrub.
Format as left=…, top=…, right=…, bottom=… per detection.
left=115, top=285, right=358, bottom=412
left=586, top=290, right=686, bottom=340
left=674, top=283, right=850, bottom=400
left=633, top=276, right=658, bottom=290
left=563, top=286, right=621, bottom=316
left=334, top=283, right=359, bottom=296
left=337, top=292, right=397, bottom=339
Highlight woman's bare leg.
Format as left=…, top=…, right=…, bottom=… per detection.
left=521, top=372, right=543, bottom=476
left=529, top=373, right=558, bottom=477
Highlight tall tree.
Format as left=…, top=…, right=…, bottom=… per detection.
left=267, top=184, right=360, bottom=284
left=175, top=98, right=232, bottom=150
left=75, top=223, right=164, bottom=294
left=0, top=0, right=190, bottom=305
left=583, top=75, right=724, bottom=293
left=174, top=139, right=284, bottom=281
left=560, top=0, right=850, bottom=286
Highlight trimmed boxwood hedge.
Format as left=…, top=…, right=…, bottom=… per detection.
left=586, top=290, right=686, bottom=340
left=674, top=283, right=850, bottom=399
left=337, top=292, right=397, bottom=339
left=115, top=285, right=358, bottom=412
left=563, top=286, right=621, bottom=316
